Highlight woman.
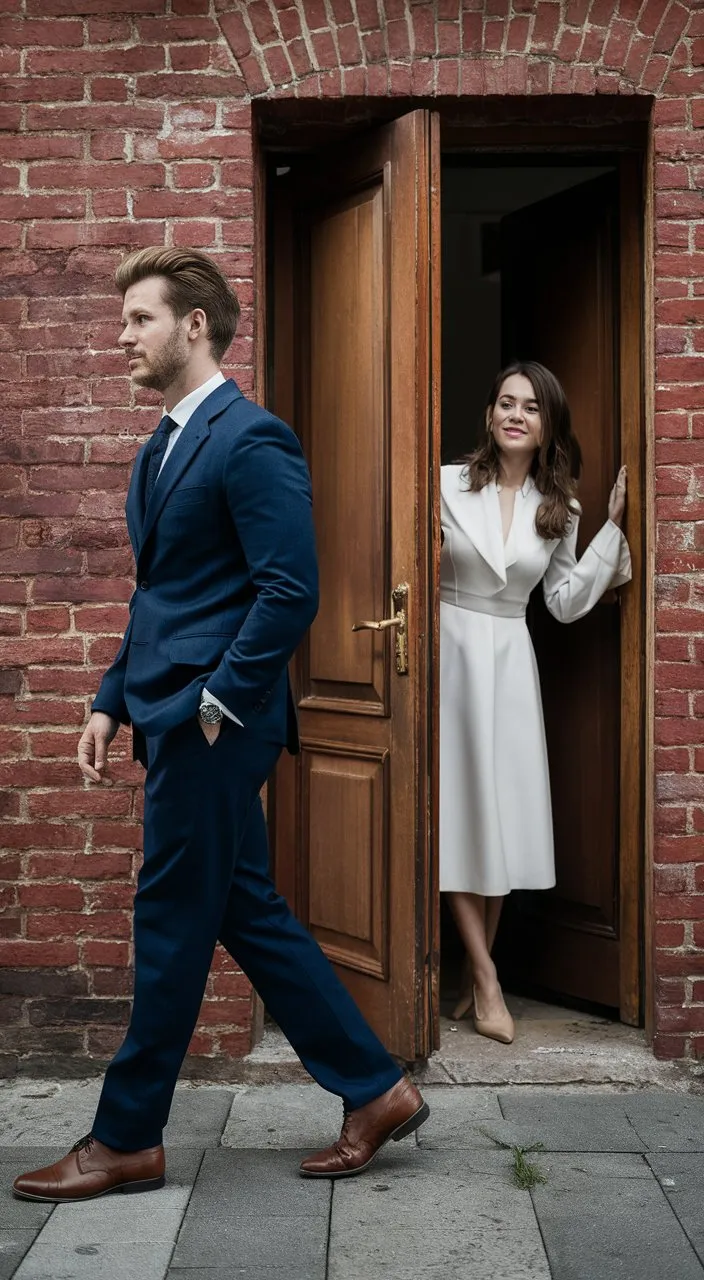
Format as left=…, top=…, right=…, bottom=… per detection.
left=440, top=361, right=630, bottom=1044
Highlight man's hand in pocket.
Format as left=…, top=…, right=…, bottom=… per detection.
left=197, top=716, right=221, bottom=746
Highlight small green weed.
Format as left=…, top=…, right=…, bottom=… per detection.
left=509, top=1144, right=547, bottom=1190
left=482, top=1129, right=548, bottom=1191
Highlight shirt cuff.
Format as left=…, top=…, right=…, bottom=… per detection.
left=201, top=688, right=243, bottom=727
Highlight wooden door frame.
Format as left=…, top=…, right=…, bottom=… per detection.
left=253, top=107, right=649, bottom=1047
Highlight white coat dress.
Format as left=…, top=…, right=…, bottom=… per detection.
left=439, top=464, right=632, bottom=897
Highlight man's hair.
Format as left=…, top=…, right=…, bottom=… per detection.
left=115, top=247, right=240, bottom=362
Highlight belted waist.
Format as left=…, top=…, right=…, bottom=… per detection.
left=440, top=589, right=526, bottom=619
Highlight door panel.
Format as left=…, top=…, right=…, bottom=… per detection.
left=304, top=184, right=387, bottom=712
left=305, top=743, right=389, bottom=978
left=498, top=174, right=623, bottom=1009
left=270, top=111, right=440, bottom=1060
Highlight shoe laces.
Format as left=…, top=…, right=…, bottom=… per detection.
left=334, top=1105, right=355, bottom=1156
left=70, top=1134, right=95, bottom=1154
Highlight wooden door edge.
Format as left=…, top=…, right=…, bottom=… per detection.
left=426, top=110, right=442, bottom=1056
left=618, top=150, right=648, bottom=1028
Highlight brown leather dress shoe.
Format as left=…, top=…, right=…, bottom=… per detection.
left=299, top=1076, right=429, bottom=1179
left=12, top=1134, right=165, bottom=1203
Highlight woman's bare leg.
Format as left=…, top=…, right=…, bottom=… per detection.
left=448, top=894, right=485, bottom=1020
left=448, top=892, right=509, bottom=1021
left=485, top=895, right=505, bottom=953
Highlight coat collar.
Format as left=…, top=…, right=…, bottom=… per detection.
left=132, top=378, right=242, bottom=558
left=442, top=467, right=538, bottom=584
left=476, top=483, right=508, bottom=583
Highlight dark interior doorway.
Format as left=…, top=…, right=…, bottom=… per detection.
left=439, top=155, right=628, bottom=1022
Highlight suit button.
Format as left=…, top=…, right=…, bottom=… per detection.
left=139, top=581, right=149, bottom=590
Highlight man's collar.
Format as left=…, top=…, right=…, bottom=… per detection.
left=163, top=371, right=227, bottom=429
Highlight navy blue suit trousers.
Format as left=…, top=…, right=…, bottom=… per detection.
left=92, top=710, right=401, bottom=1150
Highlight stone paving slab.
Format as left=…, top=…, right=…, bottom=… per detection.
left=170, top=1149, right=330, bottom=1274
left=416, top=1085, right=503, bottom=1149
left=221, top=1083, right=341, bottom=1149
left=13, top=1240, right=178, bottom=1280
left=0, top=1082, right=235, bottom=1151
left=624, top=1095, right=704, bottom=1152
left=497, top=1090, right=647, bottom=1151
left=647, top=1154, right=704, bottom=1266
left=164, top=1089, right=236, bottom=1149
left=535, top=1152, right=652, bottom=1185
left=328, top=1147, right=551, bottom=1280
left=532, top=1154, right=704, bottom=1280
left=0, top=1229, right=36, bottom=1280
left=168, top=1272, right=322, bottom=1280
left=0, top=1150, right=59, bottom=1231
left=0, top=1082, right=101, bottom=1148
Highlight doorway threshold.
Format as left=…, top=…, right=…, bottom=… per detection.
left=237, top=998, right=694, bottom=1092
left=425, top=996, right=689, bottom=1090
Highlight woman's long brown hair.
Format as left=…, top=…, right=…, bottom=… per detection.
left=460, top=361, right=582, bottom=541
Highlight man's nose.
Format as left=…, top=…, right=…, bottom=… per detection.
left=118, top=328, right=133, bottom=348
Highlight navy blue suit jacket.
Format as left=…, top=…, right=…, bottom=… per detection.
left=92, top=378, right=319, bottom=758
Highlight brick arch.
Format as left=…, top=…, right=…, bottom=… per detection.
left=216, top=1, right=695, bottom=100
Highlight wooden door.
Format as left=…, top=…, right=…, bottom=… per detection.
left=496, top=170, right=642, bottom=1017
left=270, top=111, right=441, bottom=1060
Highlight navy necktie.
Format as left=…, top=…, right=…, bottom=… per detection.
left=144, top=415, right=177, bottom=507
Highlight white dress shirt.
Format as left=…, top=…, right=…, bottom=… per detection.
left=156, top=370, right=241, bottom=726
left=158, top=369, right=226, bottom=475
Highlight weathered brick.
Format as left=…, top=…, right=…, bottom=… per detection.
left=0, top=941, right=79, bottom=967
left=90, top=79, right=130, bottom=103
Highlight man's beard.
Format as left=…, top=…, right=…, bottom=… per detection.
left=132, top=325, right=188, bottom=392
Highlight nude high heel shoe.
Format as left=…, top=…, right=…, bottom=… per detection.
left=472, top=986, right=515, bottom=1044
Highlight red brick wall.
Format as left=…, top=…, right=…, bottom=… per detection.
left=1, top=0, right=702, bottom=1072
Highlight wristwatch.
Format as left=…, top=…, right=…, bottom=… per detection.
left=198, top=698, right=223, bottom=725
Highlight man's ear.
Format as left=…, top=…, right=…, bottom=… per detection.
left=188, top=307, right=208, bottom=343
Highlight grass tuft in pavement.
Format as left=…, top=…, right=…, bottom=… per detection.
left=482, top=1129, right=548, bottom=1190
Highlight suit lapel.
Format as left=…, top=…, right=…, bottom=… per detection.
left=138, top=418, right=210, bottom=555
left=136, top=378, right=242, bottom=558
left=449, top=479, right=506, bottom=584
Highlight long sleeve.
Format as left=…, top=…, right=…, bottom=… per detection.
left=92, top=606, right=134, bottom=725
left=204, top=415, right=319, bottom=720
left=542, top=512, right=632, bottom=624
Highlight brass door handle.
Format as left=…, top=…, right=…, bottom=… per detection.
left=352, top=617, right=402, bottom=632
left=352, top=584, right=409, bottom=675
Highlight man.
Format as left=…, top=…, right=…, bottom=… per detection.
left=13, top=248, right=428, bottom=1202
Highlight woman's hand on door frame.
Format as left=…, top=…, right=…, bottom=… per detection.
left=608, top=465, right=627, bottom=527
